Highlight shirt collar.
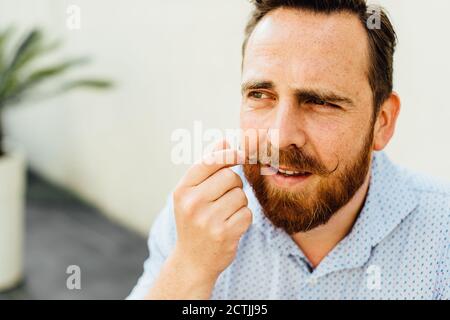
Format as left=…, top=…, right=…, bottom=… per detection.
left=239, top=150, right=420, bottom=276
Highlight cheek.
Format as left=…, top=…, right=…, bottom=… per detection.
left=240, top=111, right=271, bottom=156
left=240, top=101, right=280, bottom=135
left=310, top=118, right=371, bottom=167
left=239, top=109, right=251, bottom=130
left=306, top=117, right=357, bottom=163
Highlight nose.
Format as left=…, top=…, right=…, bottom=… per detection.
left=269, top=99, right=307, bottom=150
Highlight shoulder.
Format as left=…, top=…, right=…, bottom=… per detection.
left=399, top=166, right=450, bottom=250
left=405, top=166, right=450, bottom=197
left=403, top=166, right=450, bottom=216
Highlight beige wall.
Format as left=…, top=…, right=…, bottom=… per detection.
left=382, top=0, right=450, bottom=179
left=1, top=0, right=449, bottom=235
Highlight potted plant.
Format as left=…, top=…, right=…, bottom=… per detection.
left=0, top=27, right=112, bottom=291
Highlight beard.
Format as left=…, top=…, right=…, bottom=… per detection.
left=243, top=128, right=374, bottom=235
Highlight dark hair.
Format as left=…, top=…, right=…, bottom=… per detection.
left=243, top=0, right=397, bottom=116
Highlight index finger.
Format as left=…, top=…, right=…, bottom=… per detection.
left=179, top=149, right=245, bottom=187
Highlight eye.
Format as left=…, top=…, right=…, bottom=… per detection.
left=248, top=91, right=272, bottom=100
left=312, top=98, right=326, bottom=105
left=307, top=98, right=339, bottom=108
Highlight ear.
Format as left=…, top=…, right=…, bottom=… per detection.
left=373, top=92, right=401, bottom=151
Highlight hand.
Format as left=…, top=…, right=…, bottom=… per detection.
left=146, top=141, right=253, bottom=299
left=172, top=140, right=253, bottom=282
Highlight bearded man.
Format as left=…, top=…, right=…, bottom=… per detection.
left=128, top=0, right=449, bottom=300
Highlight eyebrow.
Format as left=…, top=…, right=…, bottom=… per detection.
left=241, top=80, right=355, bottom=108
left=296, top=89, right=355, bottom=107
left=241, top=80, right=275, bottom=94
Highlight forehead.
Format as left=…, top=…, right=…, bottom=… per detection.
left=243, top=8, right=370, bottom=96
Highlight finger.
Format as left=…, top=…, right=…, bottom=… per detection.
left=213, top=140, right=231, bottom=152
left=225, top=206, right=253, bottom=238
left=180, top=149, right=245, bottom=187
left=211, top=187, right=248, bottom=222
left=202, top=139, right=231, bottom=157
left=195, top=168, right=243, bottom=202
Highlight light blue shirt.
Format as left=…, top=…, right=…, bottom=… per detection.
left=128, top=151, right=449, bottom=300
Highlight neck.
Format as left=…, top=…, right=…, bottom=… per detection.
left=291, top=167, right=372, bottom=269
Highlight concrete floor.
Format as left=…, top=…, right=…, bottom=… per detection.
left=0, top=172, right=149, bottom=300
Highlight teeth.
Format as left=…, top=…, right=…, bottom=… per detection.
left=277, top=168, right=307, bottom=175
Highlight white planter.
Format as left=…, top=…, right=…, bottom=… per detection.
left=0, top=143, right=25, bottom=291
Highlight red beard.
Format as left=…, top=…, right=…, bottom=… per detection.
left=243, top=130, right=373, bottom=234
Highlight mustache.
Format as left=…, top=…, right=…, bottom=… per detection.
left=247, top=144, right=338, bottom=176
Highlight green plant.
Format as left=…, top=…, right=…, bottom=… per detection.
left=0, top=27, right=113, bottom=157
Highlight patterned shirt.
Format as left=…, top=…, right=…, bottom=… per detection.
left=128, top=151, right=450, bottom=300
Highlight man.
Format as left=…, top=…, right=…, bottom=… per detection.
left=128, top=0, right=449, bottom=299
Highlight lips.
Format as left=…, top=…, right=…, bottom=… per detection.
left=269, top=167, right=312, bottom=188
